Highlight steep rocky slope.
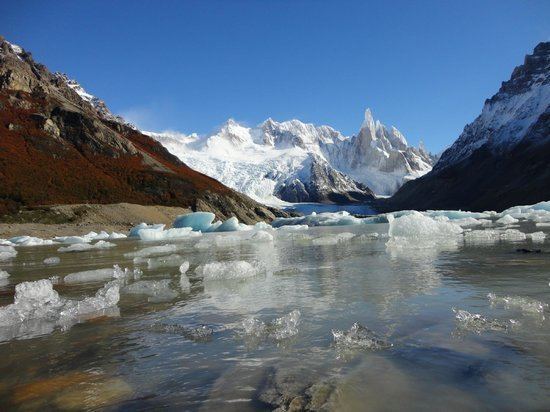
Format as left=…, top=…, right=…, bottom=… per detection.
left=0, top=37, right=285, bottom=223
left=384, top=42, right=550, bottom=212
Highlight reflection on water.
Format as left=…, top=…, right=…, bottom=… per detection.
left=0, top=222, right=550, bottom=410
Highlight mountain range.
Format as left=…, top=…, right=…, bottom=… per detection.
left=148, top=110, right=435, bottom=205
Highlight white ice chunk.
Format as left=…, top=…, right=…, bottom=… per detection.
left=147, top=254, right=186, bottom=269
left=241, top=310, right=301, bottom=341
left=124, top=244, right=177, bottom=259
left=64, top=268, right=115, bottom=284
left=216, top=217, right=240, bottom=232
left=496, top=214, right=519, bottom=225
left=179, top=261, right=190, bottom=274
left=195, top=260, right=257, bottom=281
left=250, top=230, right=274, bottom=243
left=386, top=211, right=463, bottom=249
left=499, top=229, right=527, bottom=242
left=43, top=256, right=61, bottom=265
left=138, top=227, right=198, bottom=241
left=254, top=221, right=273, bottom=231
left=8, top=236, right=54, bottom=247
left=0, top=245, right=17, bottom=261
left=58, top=240, right=115, bottom=253
left=312, top=232, right=355, bottom=246
left=173, top=212, right=215, bottom=231
left=536, top=222, right=550, bottom=228
left=128, top=223, right=165, bottom=238
left=527, top=231, right=546, bottom=242
left=123, top=280, right=177, bottom=302
left=0, top=270, right=10, bottom=279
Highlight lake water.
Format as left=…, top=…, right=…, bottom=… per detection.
left=284, top=202, right=377, bottom=216
left=1, top=221, right=550, bottom=410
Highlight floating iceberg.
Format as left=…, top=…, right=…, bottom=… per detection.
left=488, top=293, right=548, bottom=315
left=146, top=254, right=186, bottom=269
left=173, top=212, right=215, bottom=231
left=137, top=227, right=199, bottom=241
left=122, top=279, right=177, bottom=302
left=64, top=265, right=141, bottom=284
left=312, top=232, right=355, bottom=246
left=128, top=223, right=165, bottom=238
left=58, top=240, right=115, bottom=253
left=241, top=310, right=301, bottom=341
left=331, top=322, right=391, bottom=350
left=124, top=244, right=177, bottom=259
left=195, top=260, right=257, bottom=281
left=453, top=308, right=509, bottom=334
left=0, top=245, right=17, bottom=261
left=251, top=230, right=274, bottom=243
left=386, top=211, right=463, bottom=249
left=216, top=217, right=241, bottom=232
left=0, top=270, right=10, bottom=279
left=0, top=279, right=120, bottom=341
left=8, top=236, right=54, bottom=247
left=273, top=211, right=363, bottom=228
left=528, top=231, right=546, bottom=242
left=496, top=214, right=519, bottom=225
left=43, top=256, right=61, bottom=265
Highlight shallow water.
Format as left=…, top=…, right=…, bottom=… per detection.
left=1, top=222, right=550, bottom=410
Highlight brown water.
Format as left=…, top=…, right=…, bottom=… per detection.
left=0, top=223, right=550, bottom=410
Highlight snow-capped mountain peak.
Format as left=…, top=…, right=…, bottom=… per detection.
left=148, top=109, right=436, bottom=204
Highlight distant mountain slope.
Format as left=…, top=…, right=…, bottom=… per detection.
left=148, top=110, right=435, bottom=205
left=0, top=36, right=285, bottom=222
left=384, top=42, right=550, bottom=212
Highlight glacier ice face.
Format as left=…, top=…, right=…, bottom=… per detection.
left=173, top=212, right=215, bottom=231
left=195, top=261, right=258, bottom=281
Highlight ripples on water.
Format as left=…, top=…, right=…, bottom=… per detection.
left=0, top=221, right=550, bottom=410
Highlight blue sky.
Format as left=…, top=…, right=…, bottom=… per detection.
left=2, top=1, right=549, bottom=152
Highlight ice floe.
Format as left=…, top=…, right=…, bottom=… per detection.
left=137, top=227, right=200, bottom=241
left=0, top=270, right=10, bottom=279
left=195, top=260, right=258, bottom=281
left=128, top=223, right=165, bottom=238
